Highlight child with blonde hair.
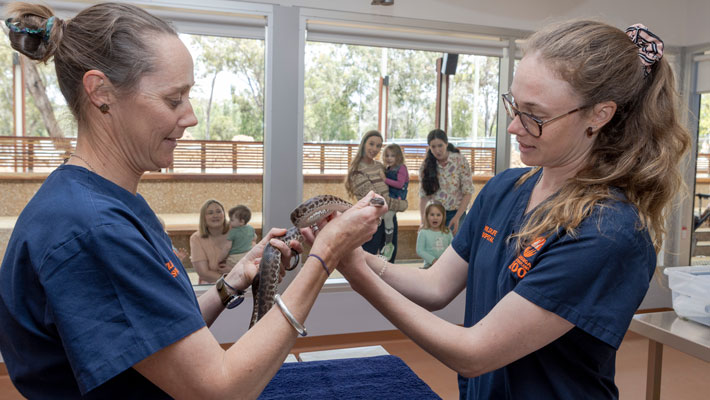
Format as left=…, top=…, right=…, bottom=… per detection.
left=416, top=201, right=452, bottom=269
left=380, top=143, right=409, bottom=260
left=345, top=130, right=407, bottom=261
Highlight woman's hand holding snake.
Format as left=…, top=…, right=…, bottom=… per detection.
left=305, top=191, right=388, bottom=270
left=224, top=228, right=303, bottom=292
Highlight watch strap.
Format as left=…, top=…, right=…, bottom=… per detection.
left=216, top=274, right=245, bottom=309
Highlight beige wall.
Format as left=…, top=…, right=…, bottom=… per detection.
left=0, top=174, right=488, bottom=263
left=0, top=174, right=488, bottom=216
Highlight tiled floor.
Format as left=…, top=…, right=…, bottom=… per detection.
left=1, top=331, right=708, bottom=399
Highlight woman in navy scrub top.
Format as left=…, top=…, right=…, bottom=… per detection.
left=336, top=20, right=690, bottom=399
left=0, top=3, right=385, bottom=399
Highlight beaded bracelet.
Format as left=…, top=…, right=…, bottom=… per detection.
left=378, top=257, right=388, bottom=277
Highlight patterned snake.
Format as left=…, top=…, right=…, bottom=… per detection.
left=249, top=194, right=385, bottom=328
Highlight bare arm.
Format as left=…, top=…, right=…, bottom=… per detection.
left=340, top=250, right=574, bottom=378
left=136, top=258, right=327, bottom=400
left=134, top=193, right=388, bottom=399
left=361, top=247, right=467, bottom=311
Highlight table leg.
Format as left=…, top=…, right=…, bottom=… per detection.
left=645, top=339, right=663, bottom=400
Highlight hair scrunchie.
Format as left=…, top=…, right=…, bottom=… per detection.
left=625, top=23, right=664, bottom=77
left=5, top=15, right=55, bottom=42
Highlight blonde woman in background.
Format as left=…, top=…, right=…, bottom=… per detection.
left=190, top=199, right=232, bottom=284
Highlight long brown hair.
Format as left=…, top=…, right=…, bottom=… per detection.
left=513, top=20, right=690, bottom=253
left=421, top=129, right=459, bottom=196
left=345, top=130, right=383, bottom=197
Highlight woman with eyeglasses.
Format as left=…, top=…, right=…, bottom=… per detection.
left=331, top=20, right=690, bottom=398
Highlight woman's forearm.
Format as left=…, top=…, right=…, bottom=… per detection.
left=361, top=252, right=446, bottom=310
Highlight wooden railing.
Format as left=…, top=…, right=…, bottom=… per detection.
left=698, top=154, right=710, bottom=176
left=0, top=136, right=496, bottom=175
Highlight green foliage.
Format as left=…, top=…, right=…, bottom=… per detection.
left=0, top=35, right=13, bottom=136
left=184, top=34, right=264, bottom=141
left=449, top=55, right=499, bottom=141
left=0, top=33, right=74, bottom=137
left=387, top=48, right=437, bottom=139
left=304, top=43, right=379, bottom=142
left=304, top=42, right=500, bottom=144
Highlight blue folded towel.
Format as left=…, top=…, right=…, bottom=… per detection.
left=259, top=355, right=441, bottom=399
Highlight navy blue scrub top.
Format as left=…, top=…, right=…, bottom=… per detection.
left=452, top=168, right=656, bottom=400
left=0, top=165, right=206, bottom=398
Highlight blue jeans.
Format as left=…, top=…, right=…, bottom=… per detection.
left=362, top=214, right=398, bottom=262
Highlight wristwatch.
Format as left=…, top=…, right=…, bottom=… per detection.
left=216, top=274, right=245, bottom=309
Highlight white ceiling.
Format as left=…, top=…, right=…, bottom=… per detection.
left=251, top=0, right=709, bottom=47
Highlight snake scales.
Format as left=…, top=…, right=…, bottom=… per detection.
left=249, top=194, right=384, bottom=328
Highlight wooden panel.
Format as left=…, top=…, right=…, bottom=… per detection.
left=0, top=136, right=496, bottom=176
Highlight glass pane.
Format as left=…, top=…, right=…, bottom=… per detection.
left=509, top=59, right=522, bottom=168
left=303, top=42, right=379, bottom=143
left=386, top=48, right=437, bottom=140
left=181, top=34, right=264, bottom=143
left=303, top=40, right=500, bottom=275
left=1, top=31, right=75, bottom=174
left=449, top=54, right=499, bottom=175
left=0, top=33, right=14, bottom=137
left=174, top=34, right=265, bottom=285
left=692, top=93, right=710, bottom=264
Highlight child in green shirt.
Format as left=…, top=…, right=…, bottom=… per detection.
left=225, top=205, right=257, bottom=267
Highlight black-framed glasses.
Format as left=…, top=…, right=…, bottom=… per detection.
left=501, top=93, right=585, bottom=138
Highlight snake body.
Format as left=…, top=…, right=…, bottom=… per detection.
left=248, top=194, right=383, bottom=328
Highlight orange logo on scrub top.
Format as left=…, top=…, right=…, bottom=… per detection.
left=481, top=225, right=498, bottom=243
left=508, top=237, right=546, bottom=279
left=164, top=260, right=179, bottom=278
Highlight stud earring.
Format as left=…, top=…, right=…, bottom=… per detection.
left=586, top=127, right=595, bottom=137
left=99, top=104, right=110, bottom=114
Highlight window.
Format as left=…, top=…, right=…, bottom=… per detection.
left=449, top=54, right=499, bottom=151
left=181, top=34, right=265, bottom=143
left=692, top=93, right=710, bottom=264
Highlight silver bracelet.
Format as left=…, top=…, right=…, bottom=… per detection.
left=274, top=294, right=307, bottom=336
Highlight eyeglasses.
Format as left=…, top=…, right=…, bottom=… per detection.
left=501, top=93, right=585, bottom=138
